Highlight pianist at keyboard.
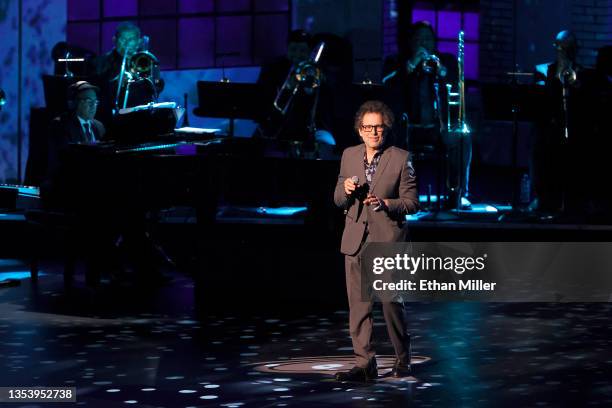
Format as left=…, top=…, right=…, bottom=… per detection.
left=42, top=80, right=105, bottom=208
left=40, top=80, right=171, bottom=287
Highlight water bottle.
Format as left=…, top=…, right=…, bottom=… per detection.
left=520, top=173, right=531, bottom=205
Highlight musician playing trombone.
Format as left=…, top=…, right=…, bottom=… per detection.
left=94, top=22, right=164, bottom=121
left=383, top=21, right=472, bottom=210
left=256, top=29, right=335, bottom=148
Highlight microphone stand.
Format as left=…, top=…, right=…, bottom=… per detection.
left=498, top=70, right=534, bottom=221
left=558, top=69, right=575, bottom=215
left=114, top=48, right=130, bottom=115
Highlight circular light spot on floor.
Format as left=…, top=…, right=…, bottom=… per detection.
left=165, top=375, right=185, bottom=380
left=106, top=389, right=121, bottom=393
left=252, top=355, right=430, bottom=379
left=179, top=390, right=197, bottom=394
left=312, top=364, right=343, bottom=370
left=141, top=388, right=156, bottom=392
left=273, top=387, right=290, bottom=392
left=273, top=378, right=291, bottom=382
left=200, top=395, right=218, bottom=400
left=204, top=384, right=220, bottom=389
left=124, top=400, right=138, bottom=404
left=177, top=320, right=197, bottom=325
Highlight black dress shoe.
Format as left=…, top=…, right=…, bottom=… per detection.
left=391, top=360, right=412, bottom=378
left=335, top=361, right=378, bottom=382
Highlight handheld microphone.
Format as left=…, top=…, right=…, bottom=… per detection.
left=344, top=176, right=360, bottom=215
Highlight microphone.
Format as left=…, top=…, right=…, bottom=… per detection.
left=344, top=176, right=360, bottom=215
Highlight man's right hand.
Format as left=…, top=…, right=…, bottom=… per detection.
left=410, top=47, right=428, bottom=66
left=344, top=178, right=358, bottom=195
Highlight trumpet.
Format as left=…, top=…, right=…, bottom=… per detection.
left=273, top=42, right=325, bottom=115
left=558, top=66, right=577, bottom=87
left=421, top=53, right=441, bottom=74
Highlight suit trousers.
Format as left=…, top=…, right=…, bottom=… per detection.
left=345, top=233, right=411, bottom=368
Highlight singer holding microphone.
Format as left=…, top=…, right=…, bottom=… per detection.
left=333, top=100, right=419, bottom=382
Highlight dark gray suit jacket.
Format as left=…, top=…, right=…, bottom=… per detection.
left=42, top=113, right=106, bottom=208
left=334, top=144, right=418, bottom=256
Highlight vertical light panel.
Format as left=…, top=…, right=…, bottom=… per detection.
left=215, top=16, right=253, bottom=66
left=178, top=17, right=215, bottom=68
left=437, top=11, right=461, bottom=40
left=140, top=0, right=178, bottom=16
left=178, top=0, right=214, bottom=13
left=103, top=0, right=137, bottom=17
left=253, top=14, right=289, bottom=64
left=67, top=22, right=101, bottom=55
left=411, top=9, right=436, bottom=29
left=68, top=0, right=100, bottom=20
left=139, top=19, right=179, bottom=70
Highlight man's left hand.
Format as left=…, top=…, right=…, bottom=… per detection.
left=364, top=194, right=388, bottom=212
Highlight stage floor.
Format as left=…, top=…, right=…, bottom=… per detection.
left=1, top=261, right=611, bottom=407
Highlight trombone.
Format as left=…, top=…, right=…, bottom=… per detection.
left=273, top=42, right=325, bottom=115
left=113, top=36, right=160, bottom=112
left=446, top=30, right=470, bottom=135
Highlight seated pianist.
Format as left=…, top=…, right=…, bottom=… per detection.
left=40, top=80, right=170, bottom=287
left=42, top=80, right=104, bottom=208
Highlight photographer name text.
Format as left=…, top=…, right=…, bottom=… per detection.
left=373, top=279, right=496, bottom=291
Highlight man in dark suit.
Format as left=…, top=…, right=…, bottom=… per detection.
left=43, top=80, right=105, bottom=208
left=334, top=100, right=419, bottom=382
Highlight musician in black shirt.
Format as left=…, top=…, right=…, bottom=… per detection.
left=256, top=29, right=335, bottom=147
left=94, top=22, right=164, bottom=123
left=532, top=30, right=595, bottom=215
left=383, top=21, right=471, bottom=209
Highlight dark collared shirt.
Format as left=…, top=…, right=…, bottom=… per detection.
left=363, top=150, right=382, bottom=185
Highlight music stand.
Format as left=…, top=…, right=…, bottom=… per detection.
left=111, top=103, right=180, bottom=145
left=194, top=81, right=264, bottom=137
